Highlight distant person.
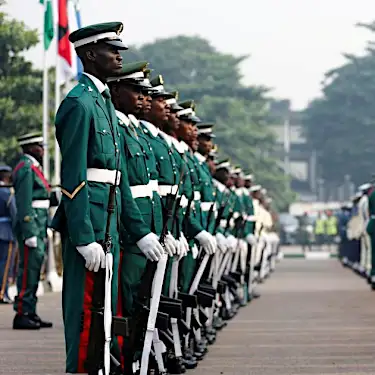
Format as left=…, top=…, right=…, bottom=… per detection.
left=299, top=212, right=312, bottom=253
left=325, top=210, right=338, bottom=251
left=314, top=211, right=326, bottom=250
left=0, top=165, right=17, bottom=304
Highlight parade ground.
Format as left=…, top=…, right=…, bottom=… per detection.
left=1, top=246, right=375, bottom=375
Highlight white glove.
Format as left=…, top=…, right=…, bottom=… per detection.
left=215, top=232, right=227, bottom=253
left=180, top=232, right=190, bottom=255
left=246, top=233, right=257, bottom=246
left=195, top=230, right=216, bottom=255
left=164, top=232, right=177, bottom=257
left=175, top=238, right=181, bottom=256
left=177, top=239, right=187, bottom=260
left=226, top=234, right=237, bottom=252
left=137, top=233, right=164, bottom=261
left=191, top=244, right=199, bottom=259
left=25, top=236, right=37, bottom=248
left=76, top=242, right=105, bottom=272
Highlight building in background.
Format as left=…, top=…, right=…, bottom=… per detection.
left=269, top=100, right=355, bottom=203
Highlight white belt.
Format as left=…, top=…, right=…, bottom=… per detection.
left=130, top=183, right=154, bottom=199
left=194, top=191, right=201, bottom=201
left=180, top=195, right=189, bottom=208
left=246, top=215, right=256, bottom=222
left=159, top=184, right=178, bottom=197
left=32, top=200, right=50, bottom=209
left=149, top=180, right=158, bottom=192
left=201, top=202, right=216, bottom=212
left=87, top=168, right=121, bottom=185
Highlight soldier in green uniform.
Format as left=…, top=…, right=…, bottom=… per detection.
left=52, top=23, right=163, bottom=374
left=107, top=62, right=179, bottom=370
left=12, top=132, right=52, bottom=330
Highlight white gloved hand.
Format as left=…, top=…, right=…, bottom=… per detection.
left=76, top=242, right=105, bottom=272
left=177, top=239, right=187, bottom=260
left=246, top=233, right=257, bottom=246
left=226, top=234, right=237, bottom=252
left=25, top=236, right=37, bottom=248
left=215, top=232, right=227, bottom=253
left=180, top=232, right=189, bottom=255
left=175, top=238, right=182, bottom=256
left=137, top=233, right=164, bottom=262
left=191, top=244, right=199, bottom=259
left=164, top=232, right=177, bottom=257
left=195, top=230, right=216, bottom=255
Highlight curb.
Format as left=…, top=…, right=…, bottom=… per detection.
left=279, top=251, right=338, bottom=260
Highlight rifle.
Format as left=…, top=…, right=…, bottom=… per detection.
left=85, top=154, right=125, bottom=375
left=126, top=166, right=185, bottom=375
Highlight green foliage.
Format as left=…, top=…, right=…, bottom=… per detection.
left=127, top=35, right=295, bottom=210
left=0, top=6, right=42, bottom=164
left=303, top=22, right=375, bottom=185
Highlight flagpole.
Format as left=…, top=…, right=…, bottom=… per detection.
left=54, top=0, right=61, bottom=186
left=42, top=0, right=50, bottom=181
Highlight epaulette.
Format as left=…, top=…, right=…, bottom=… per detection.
left=67, top=83, right=91, bottom=98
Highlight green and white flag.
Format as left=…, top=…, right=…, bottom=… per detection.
left=39, top=0, right=54, bottom=50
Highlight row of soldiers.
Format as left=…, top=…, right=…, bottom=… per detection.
left=1, top=21, right=281, bottom=375
left=338, top=181, right=375, bottom=290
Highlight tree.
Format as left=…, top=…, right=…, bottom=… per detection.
left=127, top=36, right=295, bottom=210
left=0, top=5, right=43, bottom=164
left=303, top=22, right=375, bottom=186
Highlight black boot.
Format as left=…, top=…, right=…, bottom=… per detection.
left=166, top=350, right=186, bottom=374
left=30, top=313, right=53, bottom=328
left=13, top=313, right=40, bottom=330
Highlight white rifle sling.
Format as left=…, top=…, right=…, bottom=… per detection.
left=139, top=253, right=168, bottom=375
left=104, top=252, right=113, bottom=375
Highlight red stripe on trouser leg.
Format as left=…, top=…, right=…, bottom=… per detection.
left=17, top=245, right=29, bottom=314
left=117, top=251, right=125, bottom=369
left=77, top=270, right=94, bottom=373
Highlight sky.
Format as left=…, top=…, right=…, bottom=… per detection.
left=5, top=0, right=375, bottom=110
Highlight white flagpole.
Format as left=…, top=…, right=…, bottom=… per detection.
left=42, top=0, right=50, bottom=180
left=54, top=0, right=61, bottom=186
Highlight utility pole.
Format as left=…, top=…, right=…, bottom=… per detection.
left=283, top=117, right=291, bottom=177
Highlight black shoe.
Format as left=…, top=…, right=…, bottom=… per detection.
left=181, top=357, right=197, bottom=370
left=13, top=314, right=40, bottom=330
left=30, top=313, right=53, bottom=328
left=251, top=290, right=261, bottom=299
left=206, top=334, right=216, bottom=345
left=166, top=353, right=186, bottom=374
left=0, top=297, right=11, bottom=304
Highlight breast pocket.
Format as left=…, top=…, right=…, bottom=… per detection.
left=126, top=142, right=148, bottom=183
left=97, top=127, right=115, bottom=155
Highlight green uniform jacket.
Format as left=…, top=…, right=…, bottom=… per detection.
left=117, top=112, right=163, bottom=251
left=13, top=154, right=50, bottom=240
left=184, top=149, right=204, bottom=240
left=52, top=74, right=150, bottom=246
left=139, top=121, right=181, bottom=233
left=194, top=152, right=216, bottom=233
left=166, top=136, right=202, bottom=239
left=243, top=188, right=255, bottom=235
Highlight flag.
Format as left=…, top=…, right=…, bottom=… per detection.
left=39, top=0, right=54, bottom=50
left=73, top=0, right=83, bottom=80
left=58, top=0, right=72, bottom=84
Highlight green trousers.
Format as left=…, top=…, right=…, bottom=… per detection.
left=13, top=234, right=46, bottom=315
left=179, top=250, right=196, bottom=293
left=62, top=235, right=120, bottom=374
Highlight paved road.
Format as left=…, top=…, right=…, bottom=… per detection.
left=1, top=256, right=374, bottom=375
